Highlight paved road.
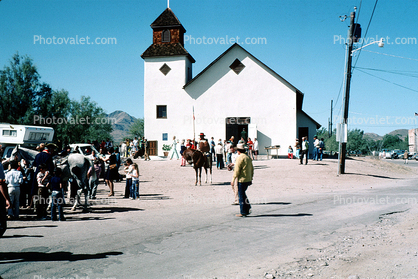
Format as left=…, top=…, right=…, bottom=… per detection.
left=385, top=158, right=418, bottom=168
left=1, top=159, right=417, bottom=279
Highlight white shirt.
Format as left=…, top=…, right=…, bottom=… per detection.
left=6, top=169, right=23, bottom=187
left=215, top=144, right=223, bottom=155
left=231, top=152, right=239, bottom=164
left=302, top=140, right=309, bottom=151
left=314, top=139, right=320, bottom=148
left=132, top=169, right=139, bottom=181
left=253, top=140, right=259, bottom=151
left=124, top=165, right=133, bottom=179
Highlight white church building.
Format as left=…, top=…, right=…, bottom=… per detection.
left=141, top=8, right=320, bottom=156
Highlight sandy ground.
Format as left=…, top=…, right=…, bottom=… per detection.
left=2, top=155, right=418, bottom=278
left=134, top=155, right=418, bottom=278
left=128, top=155, right=418, bottom=278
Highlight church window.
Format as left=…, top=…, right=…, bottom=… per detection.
left=229, top=59, right=245, bottom=75
left=160, top=63, right=171, bottom=76
left=162, top=29, right=171, bottom=42
left=157, top=105, right=167, bottom=119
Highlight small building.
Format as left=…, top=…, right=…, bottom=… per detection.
left=409, top=129, right=418, bottom=153
left=141, top=8, right=320, bottom=156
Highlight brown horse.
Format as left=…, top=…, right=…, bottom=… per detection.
left=183, top=148, right=212, bottom=186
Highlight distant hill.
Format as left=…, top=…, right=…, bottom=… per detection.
left=364, top=132, right=382, bottom=141
left=364, top=129, right=409, bottom=141
left=107, top=110, right=137, bottom=144
left=388, top=129, right=408, bottom=140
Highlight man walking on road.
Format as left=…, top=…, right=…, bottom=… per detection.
left=231, top=143, right=254, bottom=217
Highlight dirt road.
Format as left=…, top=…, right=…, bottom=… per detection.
left=1, top=156, right=418, bottom=278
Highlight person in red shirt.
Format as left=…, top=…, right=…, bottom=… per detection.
left=247, top=138, right=254, bottom=160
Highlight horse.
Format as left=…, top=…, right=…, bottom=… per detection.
left=183, top=148, right=212, bottom=186
left=55, top=153, right=95, bottom=212
left=11, top=146, right=94, bottom=212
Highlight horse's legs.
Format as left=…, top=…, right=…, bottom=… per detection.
left=210, top=161, right=213, bottom=184
left=199, top=168, right=202, bottom=186
left=83, top=187, right=89, bottom=212
left=194, top=168, right=198, bottom=186
left=71, top=188, right=82, bottom=211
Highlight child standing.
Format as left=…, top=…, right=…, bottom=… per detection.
left=47, top=168, right=65, bottom=221
left=36, top=164, right=50, bottom=220
left=88, top=159, right=101, bottom=199
left=131, top=163, right=140, bottom=200
left=288, top=146, right=294, bottom=159
left=5, top=161, right=23, bottom=219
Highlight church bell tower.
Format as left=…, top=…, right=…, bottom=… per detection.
left=141, top=8, right=195, bottom=156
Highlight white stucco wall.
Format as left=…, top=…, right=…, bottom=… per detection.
left=185, top=46, right=297, bottom=155
left=143, top=45, right=318, bottom=156
left=143, top=56, right=194, bottom=155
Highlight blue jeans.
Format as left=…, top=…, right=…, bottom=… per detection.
left=89, top=176, right=99, bottom=198
left=8, top=187, right=20, bottom=218
left=313, top=148, right=318, bottom=161
left=125, top=178, right=132, bottom=198
left=51, top=190, right=65, bottom=221
left=216, top=154, right=224, bottom=169
left=131, top=180, right=139, bottom=199
left=238, top=182, right=252, bottom=215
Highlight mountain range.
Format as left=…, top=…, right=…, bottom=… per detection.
left=364, top=129, right=408, bottom=141
left=107, top=110, right=137, bottom=144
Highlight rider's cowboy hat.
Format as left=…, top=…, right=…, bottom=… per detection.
left=45, top=143, right=58, bottom=149
left=236, top=143, right=246, bottom=152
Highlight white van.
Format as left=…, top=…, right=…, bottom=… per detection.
left=0, top=123, right=54, bottom=160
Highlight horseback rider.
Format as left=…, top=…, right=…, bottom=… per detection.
left=197, top=133, right=210, bottom=153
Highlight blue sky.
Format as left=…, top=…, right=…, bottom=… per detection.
left=1, top=0, right=417, bottom=136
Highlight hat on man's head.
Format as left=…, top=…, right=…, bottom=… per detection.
left=45, top=143, right=58, bottom=149
left=199, top=133, right=205, bottom=137
left=236, top=143, right=246, bottom=152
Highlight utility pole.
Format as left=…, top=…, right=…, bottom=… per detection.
left=329, top=99, right=333, bottom=137
left=338, top=10, right=356, bottom=175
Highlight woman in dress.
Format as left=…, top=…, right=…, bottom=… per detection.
left=101, top=147, right=118, bottom=196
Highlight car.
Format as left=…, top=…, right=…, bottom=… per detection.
left=391, top=150, right=405, bottom=159
left=69, top=143, right=100, bottom=157
left=69, top=144, right=108, bottom=178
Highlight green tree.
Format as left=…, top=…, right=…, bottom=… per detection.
left=346, top=129, right=368, bottom=154
left=129, top=118, right=144, bottom=139
left=65, top=96, right=113, bottom=144
left=316, top=128, right=338, bottom=153
left=0, top=53, right=49, bottom=124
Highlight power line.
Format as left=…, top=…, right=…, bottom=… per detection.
left=352, top=0, right=379, bottom=69
left=356, top=68, right=418, bottom=92
left=355, top=67, right=418, bottom=78
left=361, top=49, right=418, bottom=62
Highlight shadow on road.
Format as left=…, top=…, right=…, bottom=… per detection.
left=252, top=202, right=291, bottom=205
left=208, top=182, right=230, bottom=186
left=248, top=213, right=313, bottom=217
left=1, top=234, right=44, bottom=239
left=7, top=225, right=58, bottom=230
left=0, top=251, right=122, bottom=263
left=345, top=173, right=401, bottom=180
left=139, top=194, right=170, bottom=200
left=254, top=165, right=269, bottom=169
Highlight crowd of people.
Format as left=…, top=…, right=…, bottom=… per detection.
left=1, top=132, right=329, bottom=236
left=172, top=135, right=259, bottom=169
left=290, top=136, right=325, bottom=165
